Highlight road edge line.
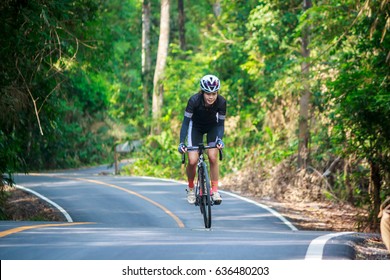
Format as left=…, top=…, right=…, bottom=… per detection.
left=219, top=190, right=299, bottom=231
left=14, top=184, right=73, bottom=223
left=305, top=231, right=355, bottom=259
left=140, top=176, right=298, bottom=232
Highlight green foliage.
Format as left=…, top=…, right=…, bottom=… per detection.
left=121, top=0, right=390, bottom=214
left=1, top=0, right=389, bottom=223
left=0, top=0, right=101, bottom=172
left=326, top=2, right=390, bottom=158
left=124, top=130, right=183, bottom=179
left=0, top=0, right=144, bottom=171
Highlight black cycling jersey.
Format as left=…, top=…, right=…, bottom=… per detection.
left=179, top=92, right=226, bottom=144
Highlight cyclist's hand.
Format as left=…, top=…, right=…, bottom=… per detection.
left=178, top=143, right=187, bottom=154
left=216, top=139, right=224, bottom=150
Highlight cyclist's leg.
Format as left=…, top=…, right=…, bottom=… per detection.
left=187, top=124, right=202, bottom=183
left=206, top=128, right=220, bottom=195
left=187, top=151, right=198, bottom=184
left=186, top=151, right=198, bottom=204
left=186, top=124, right=202, bottom=202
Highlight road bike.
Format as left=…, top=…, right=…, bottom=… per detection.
left=182, top=143, right=223, bottom=228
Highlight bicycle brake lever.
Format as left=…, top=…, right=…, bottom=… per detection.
left=182, top=153, right=186, bottom=164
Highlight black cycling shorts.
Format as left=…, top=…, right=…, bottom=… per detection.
left=187, top=120, right=219, bottom=147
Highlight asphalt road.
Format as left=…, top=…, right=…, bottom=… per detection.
left=0, top=165, right=357, bottom=260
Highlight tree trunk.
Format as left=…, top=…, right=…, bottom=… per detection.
left=142, top=0, right=152, bottom=121
left=151, top=0, right=170, bottom=135
left=297, top=0, right=312, bottom=169
left=213, top=0, right=221, bottom=17
left=178, top=0, right=186, bottom=51
left=344, top=157, right=354, bottom=203
left=369, top=160, right=382, bottom=230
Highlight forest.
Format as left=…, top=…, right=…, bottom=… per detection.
left=0, top=0, right=389, bottom=230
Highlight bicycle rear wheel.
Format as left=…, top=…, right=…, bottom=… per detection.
left=200, top=162, right=212, bottom=228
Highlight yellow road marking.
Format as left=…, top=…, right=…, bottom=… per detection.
left=29, top=173, right=185, bottom=228
left=0, top=222, right=94, bottom=238
left=74, top=178, right=185, bottom=228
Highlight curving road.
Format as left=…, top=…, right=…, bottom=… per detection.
left=0, top=165, right=357, bottom=260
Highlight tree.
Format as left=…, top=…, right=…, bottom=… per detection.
left=142, top=0, right=152, bottom=120
left=178, top=0, right=186, bottom=51
left=151, top=0, right=170, bottom=135
left=297, top=0, right=312, bottom=169
left=323, top=0, right=390, bottom=229
left=0, top=0, right=100, bottom=174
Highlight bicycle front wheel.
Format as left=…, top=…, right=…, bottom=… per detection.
left=200, top=162, right=212, bottom=228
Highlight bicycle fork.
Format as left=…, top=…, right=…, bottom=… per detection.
left=195, top=158, right=214, bottom=207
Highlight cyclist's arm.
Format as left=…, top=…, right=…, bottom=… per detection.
left=216, top=98, right=226, bottom=139
left=216, top=118, right=225, bottom=140
left=179, top=113, right=192, bottom=143
left=180, top=97, right=195, bottom=143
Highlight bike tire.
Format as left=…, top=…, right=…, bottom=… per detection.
left=200, top=162, right=212, bottom=228
left=198, top=165, right=205, bottom=216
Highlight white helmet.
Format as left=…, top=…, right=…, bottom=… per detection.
left=200, top=74, right=220, bottom=93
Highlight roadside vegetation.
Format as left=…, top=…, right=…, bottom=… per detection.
left=1, top=0, right=389, bottom=230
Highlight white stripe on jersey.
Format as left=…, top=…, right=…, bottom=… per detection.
left=188, top=120, right=193, bottom=146
left=184, top=111, right=193, bottom=118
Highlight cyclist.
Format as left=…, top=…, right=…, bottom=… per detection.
left=178, top=74, right=226, bottom=205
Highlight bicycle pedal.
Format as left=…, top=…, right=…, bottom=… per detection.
left=213, top=199, right=222, bottom=205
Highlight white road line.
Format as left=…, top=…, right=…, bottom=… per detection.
left=142, top=177, right=299, bottom=231
left=14, top=184, right=73, bottom=223
left=219, top=190, right=299, bottom=231
left=305, top=231, right=354, bottom=259
left=16, top=174, right=296, bottom=231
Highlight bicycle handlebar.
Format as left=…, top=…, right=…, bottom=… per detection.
left=186, top=145, right=215, bottom=151
left=181, top=144, right=223, bottom=164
